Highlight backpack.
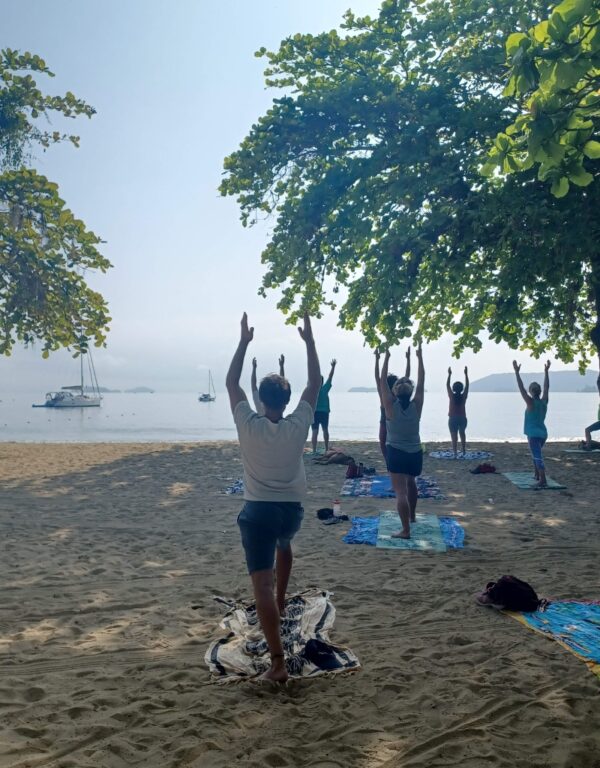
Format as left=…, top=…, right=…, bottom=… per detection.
left=480, top=575, right=541, bottom=612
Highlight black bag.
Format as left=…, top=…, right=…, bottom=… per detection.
left=481, top=575, right=541, bottom=612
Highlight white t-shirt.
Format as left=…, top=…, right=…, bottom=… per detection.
left=233, top=399, right=313, bottom=502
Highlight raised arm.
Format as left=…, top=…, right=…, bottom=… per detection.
left=463, top=366, right=469, bottom=400
left=327, top=359, right=337, bottom=384
left=542, top=360, right=550, bottom=402
left=380, top=351, right=395, bottom=418
left=298, top=315, right=321, bottom=410
left=513, top=360, right=532, bottom=407
left=446, top=367, right=452, bottom=398
left=374, top=349, right=382, bottom=399
left=251, top=357, right=258, bottom=394
left=279, top=354, right=285, bottom=378
left=405, top=346, right=411, bottom=380
left=225, top=313, right=252, bottom=412
left=413, top=343, right=425, bottom=417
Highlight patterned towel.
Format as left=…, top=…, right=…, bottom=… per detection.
left=341, top=474, right=444, bottom=499
left=430, top=450, right=493, bottom=460
left=205, top=589, right=360, bottom=681
left=502, top=471, right=566, bottom=490
left=343, top=514, right=464, bottom=549
left=224, top=479, right=244, bottom=495
left=506, top=601, right=600, bottom=679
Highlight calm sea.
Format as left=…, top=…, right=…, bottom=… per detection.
left=0, top=391, right=596, bottom=443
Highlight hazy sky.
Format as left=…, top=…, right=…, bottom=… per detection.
left=2, top=0, right=585, bottom=394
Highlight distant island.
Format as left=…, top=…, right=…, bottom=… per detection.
left=82, top=386, right=155, bottom=394
left=84, top=386, right=120, bottom=393
left=125, top=387, right=155, bottom=394
left=348, top=387, right=378, bottom=393
left=470, top=369, right=598, bottom=393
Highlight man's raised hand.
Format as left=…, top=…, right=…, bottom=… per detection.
left=298, top=314, right=314, bottom=344
left=240, top=313, right=254, bottom=344
left=512, top=360, right=520, bottom=373
left=252, top=357, right=257, bottom=370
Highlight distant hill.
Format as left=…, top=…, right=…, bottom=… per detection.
left=125, top=386, right=155, bottom=394
left=84, top=386, right=120, bottom=393
left=348, top=387, right=378, bottom=393
left=470, top=369, right=598, bottom=393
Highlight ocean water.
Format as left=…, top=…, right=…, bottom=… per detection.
left=0, top=391, right=597, bottom=443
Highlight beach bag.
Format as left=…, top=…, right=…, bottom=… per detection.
left=470, top=463, right=496, bottom=475
left=478, top=576, right=540, bottom=611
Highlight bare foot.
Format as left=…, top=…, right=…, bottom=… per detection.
left=392, top=530, right=410, bottom=539
left=410, top=515, right=416, bottom=523
left=261, top=661, right=288, bottom=683
left=534, top=482, right=548, bottom=490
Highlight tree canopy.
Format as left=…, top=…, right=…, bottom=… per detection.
left=0, top=49, right=110, bottom=356
left=486, top=0, right=600, bottom=197
left=221, top=0, right=600, bottom=365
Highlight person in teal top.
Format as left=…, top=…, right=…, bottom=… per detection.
left=311, top=359, right=336, bottom=453
left=513, top=359, right=550, bottom=488
left=583, top=369, right=600, bottom=449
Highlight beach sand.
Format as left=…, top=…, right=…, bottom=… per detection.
left=1, top=440, right=599, bottom=768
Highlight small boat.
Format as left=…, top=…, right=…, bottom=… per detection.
left=41, top=350, right=102, bottom=408
left=198, top=370, right=216, bottom=402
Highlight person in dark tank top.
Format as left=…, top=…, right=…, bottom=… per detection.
left=379, top=345, right=425, bottom=539
left=446, top=366, right=469, bottom=458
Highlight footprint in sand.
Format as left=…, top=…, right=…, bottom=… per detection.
left=23, top=686, right=45, bottom=702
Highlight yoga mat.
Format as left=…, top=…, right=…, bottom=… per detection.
left=429, top=450, right=493, bottom=460
left=506, top=601, right=600, bottom=679
left=343, top=515, right=465, bottom=548
left=205, top=589, right=360, bottom=681
left=341, top=474, right=444, bottom=499
left=376, top=511, right=447, bottom=551
left=564, top=449, right=600, bottom=454
left=502, top=472, right=566, bottom=490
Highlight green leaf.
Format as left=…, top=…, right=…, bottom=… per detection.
left=569, top=168, right=594, bottom=186
left=506, top=32, right=528, bottom=56
left=550, top=177, right=570, bottom=197
left=554, top=0, right=593, bottom=25
left=583, top=140, right=600, bottom=159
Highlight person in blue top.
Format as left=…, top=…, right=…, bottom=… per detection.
left=311, top=359, right=336, bottom=453
left=513, top=359, right=550, bottom=489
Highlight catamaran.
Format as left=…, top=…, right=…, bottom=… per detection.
left=43, top=350, right=102, bottom=408
left=198, top=370, right=216, bottom=402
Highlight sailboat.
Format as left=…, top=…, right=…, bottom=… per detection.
left=43, top=350, right=102, bottom=408
left=198, top=370, right=216, bottom=402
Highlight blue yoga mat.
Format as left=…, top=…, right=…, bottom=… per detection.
left=343, top=514, right=464, bottom=549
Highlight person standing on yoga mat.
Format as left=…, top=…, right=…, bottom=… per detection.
left=583, top=365, right=600, bottom=449
left=513, top=359, right=550, bottom=489
left=380, top=344, right=425, bottom=539
left=311, top=359, right=336, bottom=453
left=251, top=354, right=285, bottom=415
left=446, top=366, right=469, bottom=458
left=375, top=347, right=410, bottom=459
left=227, top=313, right=321, bottom=682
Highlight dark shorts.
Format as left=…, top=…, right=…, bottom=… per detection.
left=586, top=420, right=600, bottom=433
left=237, top=501, right=304, bottom=574
left=312, top=411, right=329, bottom=430
left=448, top=416, right=468, bottom=432
left=386, top=446, right=423, bottom=476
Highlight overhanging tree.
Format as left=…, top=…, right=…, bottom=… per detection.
left=221, top=0, right=600, bottom=365
left=0, top=49, right=111, bottom=356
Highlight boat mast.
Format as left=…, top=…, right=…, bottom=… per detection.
left=80, top=352, right=84, bottom=396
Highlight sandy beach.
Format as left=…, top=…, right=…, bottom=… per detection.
left=1, top=440, right=599, bottom=768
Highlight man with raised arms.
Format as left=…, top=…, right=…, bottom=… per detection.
left=226, top=313, right=321, bottom=682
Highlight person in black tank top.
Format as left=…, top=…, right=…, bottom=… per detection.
left=380, top=345, right=425, bottom=539
left=446, top=366, right=469, bottom=457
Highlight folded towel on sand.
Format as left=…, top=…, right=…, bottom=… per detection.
left=343, top=514, right=464, bottom=550
left=502, top=472, right=566, bottom=490
left=430, top=450, right=494, bottom=460
left=341, top=474, right=444, bottom=499
left=205, top=589, right=360, bottom=681
left=506, top=601, right=600, bottom=679
left=224, top=479, right=244, bottom=495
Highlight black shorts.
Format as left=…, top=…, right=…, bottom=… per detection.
left=237, top=501, right=304, bottom=574
left=312, top=411, right=329, bottom=430
left=386, top=446, right=423, bottom=476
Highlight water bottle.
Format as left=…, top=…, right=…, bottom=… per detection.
left=333, top=499, right=341, bottom=516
